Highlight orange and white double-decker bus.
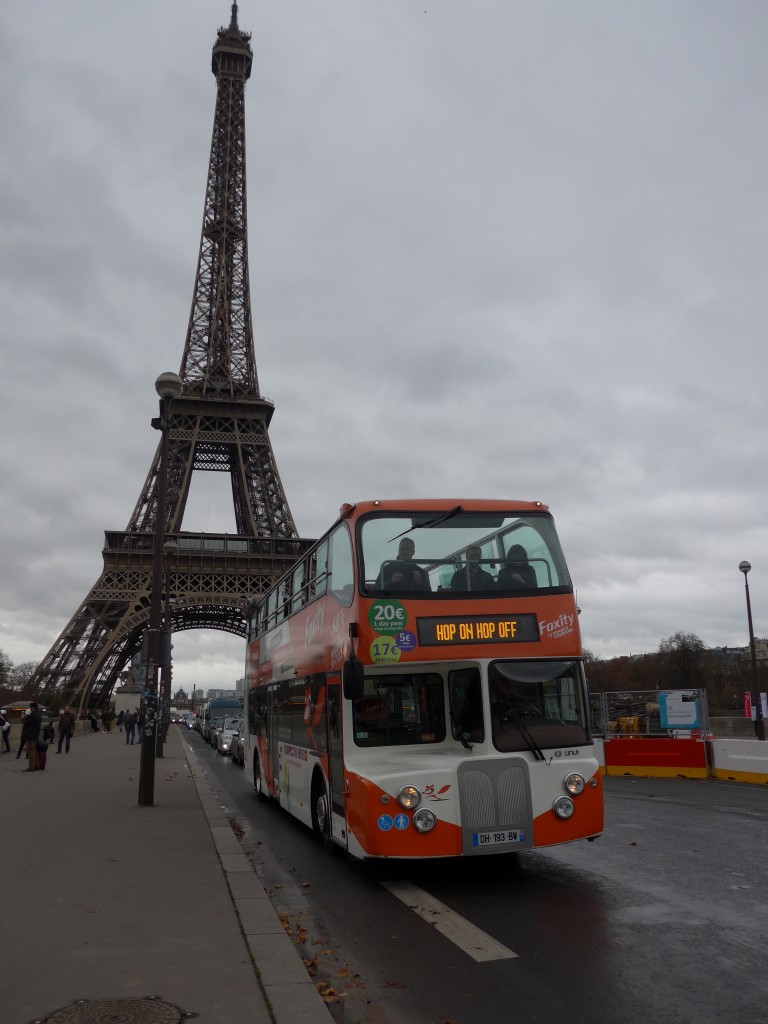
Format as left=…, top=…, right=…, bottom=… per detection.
left=243, top=498, right=603, bottom=859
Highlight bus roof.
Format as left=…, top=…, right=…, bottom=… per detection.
left=339, top=498, right=550, bottom=519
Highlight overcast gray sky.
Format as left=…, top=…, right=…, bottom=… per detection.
left=2, top=1, right=767, bottom=693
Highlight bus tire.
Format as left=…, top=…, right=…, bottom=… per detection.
left=311, top=773, right=335, bottom=853
left=254, top=756, right=268, bottom=802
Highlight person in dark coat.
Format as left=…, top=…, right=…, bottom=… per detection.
left=496, top=544, right=538, bottom=590
left=376, top=537, right=431, bottom=592
left=450, top=545, right=496, bottom=591
left=124, top=710, right=138, bottom=745
left=21, top=702, right=43, bottom=772
left=0, top=710, right=11, bottom=752
left=57, top=707, right=76, bottom=754
left=117, top=709, right=125, bottom=732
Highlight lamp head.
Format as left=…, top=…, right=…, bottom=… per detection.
left=739, top=560, right=752, bottom=576
left=155, top=372, right=183, bottom=401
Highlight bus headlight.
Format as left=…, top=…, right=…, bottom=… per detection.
left=564, top=773, right=585, bottom=795
left=397, top=785, right=421, bottom=810
left=413, top=809, right=437, bottom=833
left=552, top=796, right=575, bottom=819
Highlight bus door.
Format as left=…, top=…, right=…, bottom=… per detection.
left=326, top=673, right=344, bottom=818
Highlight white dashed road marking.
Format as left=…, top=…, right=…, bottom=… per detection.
left=381, top=880, right=518, bottom=962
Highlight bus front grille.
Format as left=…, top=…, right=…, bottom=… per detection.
left=457, top=759, right=534, bottom=855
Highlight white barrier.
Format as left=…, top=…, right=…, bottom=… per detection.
left=711, top=738, right=768, bottom=785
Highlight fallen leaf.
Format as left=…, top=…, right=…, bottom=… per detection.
left=303, top=956, right=319, bottom=976
left=315, top=983, right=340, bottom=1004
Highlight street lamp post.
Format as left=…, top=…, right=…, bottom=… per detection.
left=138, top=371, right=183, bottom=806
left=738, top=561, right=765, bottom=742
left=156, top=538, right=178, bottom=758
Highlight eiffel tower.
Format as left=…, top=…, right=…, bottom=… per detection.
left=34, top=4, right=314, bottom=710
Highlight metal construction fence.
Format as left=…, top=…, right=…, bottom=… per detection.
left=589, top=688, right=710, bottom=739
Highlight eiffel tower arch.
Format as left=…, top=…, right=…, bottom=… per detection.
left=33, top=4, right=314, bottom=710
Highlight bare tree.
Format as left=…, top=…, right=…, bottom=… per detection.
left=658, top=632, right=708, bottom=690
left=11, top=661, right=39, bottom=696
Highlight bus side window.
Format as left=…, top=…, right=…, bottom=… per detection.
left=291, top=562, right=306, bottom=612
left=311, top=541, right=329, bottom=600
left=265, top=590, right=277, bottom=630
left=328, top=524, right=354, bottom=603
left=449, top=668, right=484, bottom=743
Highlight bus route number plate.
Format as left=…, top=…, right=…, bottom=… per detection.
left=473, top=829, right=526, bottom=847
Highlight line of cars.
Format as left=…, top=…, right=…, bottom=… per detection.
left=197, top=713, right=246, bottom=766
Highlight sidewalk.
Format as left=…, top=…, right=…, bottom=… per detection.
left=2, top=726, right=334, bottom=1024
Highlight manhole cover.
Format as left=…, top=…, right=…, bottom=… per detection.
left=33, top=996, right=197, bottom=1024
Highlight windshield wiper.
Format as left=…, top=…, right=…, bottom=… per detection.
left=388, top=505, right=463, bottom=543
left=449, top=709, right=473, bottom=750
left=507, top=710, right=546, bottom=761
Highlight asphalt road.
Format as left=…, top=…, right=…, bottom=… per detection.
left=186, top=728, right=768, bottom=1024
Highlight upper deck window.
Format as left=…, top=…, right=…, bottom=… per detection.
left=359, top=511, right=571, bottom=597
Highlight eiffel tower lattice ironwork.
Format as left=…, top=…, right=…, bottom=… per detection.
left=33, top=4, right=314, bottom=710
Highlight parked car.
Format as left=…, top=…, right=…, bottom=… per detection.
left=230, top=720, right=246, bottom=766
left=216, top=717, right=241, bottom=756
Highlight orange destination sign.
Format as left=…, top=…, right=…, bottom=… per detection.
left=416, top=614, right=540, bottom=646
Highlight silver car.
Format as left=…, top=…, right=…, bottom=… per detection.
left=216, top=717, right=242, bottom=756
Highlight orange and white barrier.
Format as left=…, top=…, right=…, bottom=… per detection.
left=591, top=735, right=768, bottom=785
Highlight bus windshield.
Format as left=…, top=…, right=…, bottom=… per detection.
left=489, top=659, right=590, bottom=752
left=359, top=510, right=571, bottom=596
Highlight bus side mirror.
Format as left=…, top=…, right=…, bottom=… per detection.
left=343, top=656, right=364, bottom=700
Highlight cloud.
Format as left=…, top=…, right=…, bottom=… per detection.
left=1, top=1, right=767, bottom=690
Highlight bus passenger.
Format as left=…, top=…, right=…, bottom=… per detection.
left=497, top=544, right=537, bottom=590
left=377, top=537, right=431, bottom=591
left=450, top=545, right=495, bottom=591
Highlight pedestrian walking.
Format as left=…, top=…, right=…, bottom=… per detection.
left=117, top=709, right=125, bottom=732
left=0, top=710, right=11, bottom=752
left=125, top=710, right=137, bottom=745
left=103, top=708, right=115, bottom=733
left=136, top=710, right=144, bottom=742
left=57, top=707, right=76, bottom=754
left=87, top=710, right=99, bottom=733
left=20, top=702, right=43, bottom=772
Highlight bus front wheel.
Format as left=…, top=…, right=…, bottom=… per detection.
left=254, top=757, right=268, bottom=802
left=311, top=775, right=334, bottom=852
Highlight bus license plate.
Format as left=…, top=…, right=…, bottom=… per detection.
left=472, top=829, right=526, bottom=847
